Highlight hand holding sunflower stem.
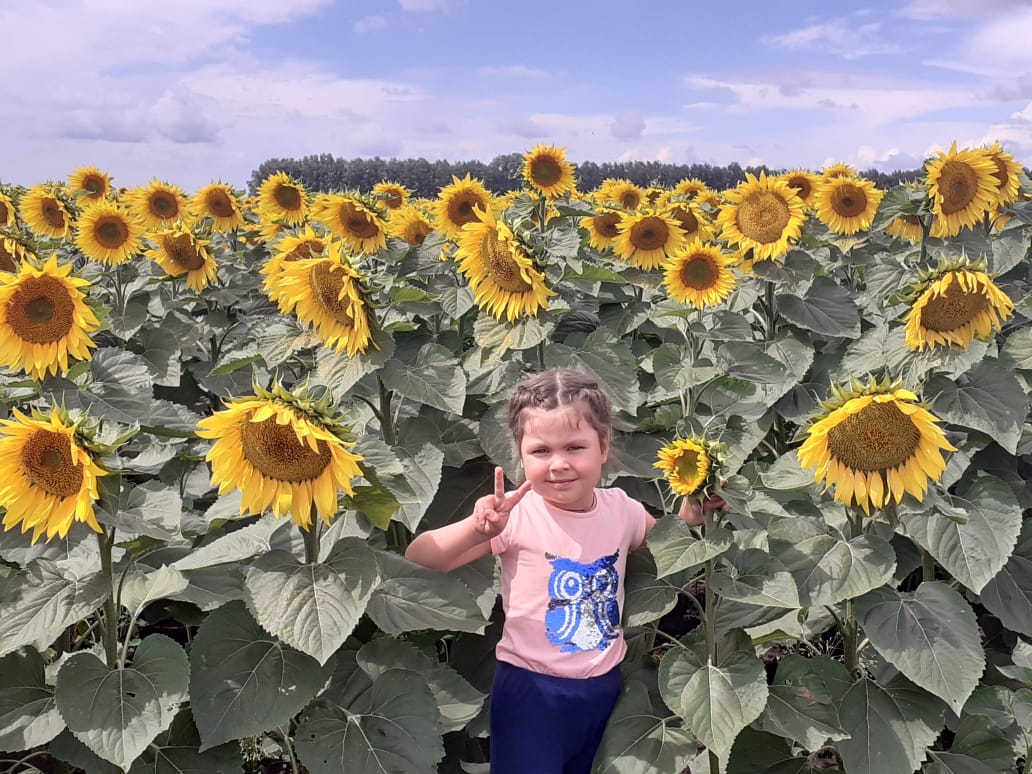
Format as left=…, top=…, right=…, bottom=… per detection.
left=678, top=494, right=729, bottom=528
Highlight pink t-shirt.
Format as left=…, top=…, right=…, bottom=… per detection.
left=489, top=487, right=649, bottom=679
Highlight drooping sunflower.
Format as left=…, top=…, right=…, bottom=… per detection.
left=388, top=205, right=434, bottom=246
left=822, top=162, right=858, bottom=180
left=191, top=183, right=246, bottom=232
left=67, top=166, right=112, bottom=205
left=813, top=176, right=884, bottom=235
left=655, top=437, right=716, bottom=497
left=0, top=190, right=15, bottom=228
left=981, top=141, right=1023, bottom=208
left=372, top=181, right=410, bottom=211
left=19, top=185, right=72, bottom=239
left=0, top=256, right=99, bottom=379
left=74, top=201, right=143, bottom=265
left=924, top=142, right=998, bottom=237
left=312, top=193, right=388, bottom=254
left=127, top=179, right=188, bottom=229
left=664, top=200, right=714, bottom=243
left=262, top=225, right=328, bottom=283
left=613, top=209, right=687, bottom=270
left=265, top=249, right=377, bottom=357
left=196, top=386, right=365, bottom=527
left=583, top=209, right=623, bottom=251
left=522, top=143, right=577, bottom=199
left=780, top=170, right=820, bottom=210
left=901, top=263, right=1014, bottom=351
left=0, top=235, right=33, bottom=273
left=258, top=171, right=308, bottom=226
left=885, top=214, right=925, bottom=244
left=146, top=226, right=218, bottom=291
left=434, top=174, right=493, bottom=240
left=663, top=242, right=737, bottom=309
left=798, top=378, right=955, bottom=515
left=0, top=409, right=106, bottom=543
left=454, top=207, right=556, bottom=322
left=716, top=172, right=805, bottom=265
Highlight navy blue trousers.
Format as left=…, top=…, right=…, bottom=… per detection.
left=489, top=660, right=622, bottom=774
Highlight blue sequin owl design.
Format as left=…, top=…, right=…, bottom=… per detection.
left=544, top=551, right=620, bottom=653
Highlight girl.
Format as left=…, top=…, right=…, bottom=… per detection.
left=406, top=369, right=718, bottom=774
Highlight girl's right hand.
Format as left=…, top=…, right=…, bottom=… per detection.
left=472, top=466, right=532, bottom=538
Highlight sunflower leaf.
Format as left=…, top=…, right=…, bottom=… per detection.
left=593, top=680, right=696, bottom=774
left=980, top=518, right=1032, bottom=637
left=544, top=328, right=639, bottom=413
left=623, top=547, right=679, bottom=627
left=710, top=548, right=801, bottom=608
left=380, top=343, right=466, bottom=414
left=0, top=649, right=64, bottom=752
left=648, top=517, right=733, bottom=578
left=778, top=277, right=861, bottom=339
left=314, top=328, right=396, bottom=397
left=716, top=341, right=790, bottom=384
left=754, top=654, right=850, bottom=751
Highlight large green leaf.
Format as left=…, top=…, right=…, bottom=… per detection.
left=380, top=342, right=467, bottom=414
left=544, top=328, right=639, bottom=413
left=925, top=359, right=1029, bottom=454
left=356, top=639, right=485, bottom=734
left=97, top=479, right=183, bottom=540
left=314, top=329, right=396, bottom=396
left=1000, top=327, right=1032, bottom=371
left=120, top=565, right=190, bottom=618
left=243, top=538, right=380, bottom=665
left=0, top=649, right=63, bottom=752
left=658, top=640, right=768, bottom=759
left=716, top=342, right=790, bottom=384
left=754, top=655, right=849, bottom=751
left=189, top=601, right=334, bottom=750
left=382, top=443, right=445, bottom=533
left=594, top=680, right=696, bottom=774
left=647, top=518, right=733, bottom=579
left=55, top=634, right=189, bottom=771
left=710, top=548, right=801, bottom=609
left=473, top=314, right=552, bottom=358
left=295, top=669, right=444, bottom=774
left=980, top=518, right=1032, bottom=637
left=760, top=450, right=815, bottom=491
left=0, top=558, right=108, bottom=657
left=778, top=277, right=860, bottom=338
left=651, top=342, right=720, bottom=392
left=172, top=516, right=293, bottom=571
left=924, top=751, right=1006, bottom=774
left=769, top=518, right=896, bottom=607
left=366, top=550, right=489, bottom=634
left=854, top=582, right=984, bottom=713
left=901, top=476, right=1023, bottom=593
left=126, top=709, right=244, bottom=774
left=623, top=548, right=679, bottom=627
left=837, top=677, right=945, bottom=774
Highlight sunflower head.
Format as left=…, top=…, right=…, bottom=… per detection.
left=981, top=141, right=1023, bottom=208
left=655, top=435, right=725, bottom=499
left=716, top=172, right=805, bottom=264
left=19, top=185, right=73, bottom=239
left=312, top=193, right=388, bottom=254
left=372, top=181, right=410, bottom=211
left=0, top=234, right=34, bottom=273
left=901, top=259, right=1014, bottom=351
left=127, top=179, right=188, bottom=229
left=258, top=171, right=308, bottom=225
left=885, top=214, right=926, bottom=244
left=74, top=201, right=143, bottom=265
left=191, top=183, right=246, bottom=232
left=672, top=178, right=713, bottom=200
left=521, top=143, right=577, bottom=199
left=613, top=208, right=687, bottom=270
left=822, top=162, right=859, bottom=180
left=662, top=241, right=737, bottom=309
left=0, top=190, right=16, bottom=228
left=814, top=176, right=884, bottom=235
left=597, top=179, right=645, bottom=211
left=798, top=376, right=956, bottom=515
left=924, top=142, right=998, bottom=237
left=67, top=166, right=112, bottom=205
left=780, top=170, right=820, bottom=209
left=389, top=205, right=434, bottom=246
left=583, top=208, right=623, bottom=251
left=433, top=175, right=493, bottom=240
left=262, top=224, right=329, bottom=281
left=664, top=200, right=713, bottom=242
left=146, top=225, right=218, bottom=291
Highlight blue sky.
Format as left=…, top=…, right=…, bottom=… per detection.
left=3, top=0, right=1032, bottom=191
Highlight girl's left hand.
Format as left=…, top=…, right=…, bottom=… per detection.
left=679, top=495, right=729, bottom=526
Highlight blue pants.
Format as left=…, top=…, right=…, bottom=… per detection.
left=489, top=660, right=622, bottom=774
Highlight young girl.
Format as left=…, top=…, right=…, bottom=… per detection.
left=405, top=369, right=715, bottom=774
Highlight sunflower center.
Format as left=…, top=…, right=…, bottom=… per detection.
left=149, top=191, right=179, bottom=218
left=531, top=158, right=562, bottom=187
left=991, top=157, right=1009, bottom=189
left=673, top=450, right=702, bottom=482
left=275, top=185, right=302, bottom=212
left=21, top=430, right=84, bottom=499
left=287, top=239, right=324, bottom=262
left=830, top=183, right=867, bottom=217
left=826, top=402, right=922, bottom=472
left=83, top=176, right=105, bottom=196
left=309, top=262, right=358, bottom=326
left=206, top=190, right=236, bottom=218
left=95, top=217, right=130, bottom=249
left=937, top=160, right=978, bottom=215
left=629, top=217, right=670, bottom=251
left=679, top=255, right=718, bottom=290
left=594, top=212, right=621, bottom=239
left=42, top=199, right=66, bottom=229
left=8, top=276, right=75, bottom=343
left=787, top=176, right=812, bottom=200
left=447, top=193, right=483, bottom=227
left=919, top=280, right=989, bottom=332
left=0, top=241, right=17, bottom=273
left=481, top=230, right=532, bottom=293
left=670, top=206, right=699, bottom=236
left=620, top=192, right=641, bottom=210
left=340, top=205, right=380, bottom=239
left=0, top=201, right=10, bottom=223
left=404, top=221, right=431, bottom=245
left=736, top=191, right=791, bottom=244
left=240, top=415, right=332, bottom=483
left=162, top=233, right=205, bottom=270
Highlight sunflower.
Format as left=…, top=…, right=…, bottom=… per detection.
left=672, top=178, right=712, bottom=201
left=196, top=387, right=365, bottom=528
left=521, top=143, right=577, bottom=199
left=981, top=141, right=1023, bottom=208
left=124, top=179, right=187, bottom=230
left=924, top=142, right=998, bottom=238
left=19, top=185, right=71, bottom=239
left=372, top=181, right=409, bottom=211
left=0, top=409, right=106, bottom=543
left=67, top=166, right=112, bottom=205
left=454, top=207, right=555, bottom=322
left=599, top=179, right=645, bottom=211
left=0, top=190, right=15, bottom=228
left=74, top=201, right=143, bottom=265
left=901, top=264, right=1013, bottom=351
left=0, top=235, right=32, bottom=273
left=613, top=209, right=687, bottom=270
left=266, top=249, right=377, bottom=356
left=885, top=214, right=925, bottom=244
left=0, top=256, right=99, bottom=379
left=191, top=183, right=246, bottom=232
left=583, top=209, right=623, bottom=251
left=312, top=193, right=388, bottom=254
left=822, top=162, right=858, bottom=179
left=147, top=226, right=218, bottom=290
left=654, top=437, right=712, bottom=497
left=258, top=171, right=308, bottom=226
left=664, top=200, right=713, bottom=243
left=798, top=378, right=955, bottom=515
left=663, top=242, right=737, bottom=309
left=813, top=176, right=883, bottom=235
left=433, top=175, right=493, bottom=240
left=389, top=205, right=434, bottom=246
left=262, top=225, right=329, bottom=284
left=717, top=172, right=805, bottom=265
left=780, top=170, right=820, bottom=209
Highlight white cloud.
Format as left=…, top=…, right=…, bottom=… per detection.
left=479, top=65, right=551, bottom=80
left=354, top=15, right=387, bottom=33
left=897, top=0, right=1029, bottom=20
left=764, top=19, right=906, bottom=59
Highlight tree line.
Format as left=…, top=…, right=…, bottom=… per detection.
left=248, top=152, right=923, bottom=198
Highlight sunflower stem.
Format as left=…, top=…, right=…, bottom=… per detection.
left=536, top=340, right=546, bottom=371
left=921, top=547, right=936, bottom=583
left=303, top=516, right=321, bottom=564
left=377, top=376, right=397, bottom=446
left=97, top=527, right=119, bottom=670
left=762, top=281, right=778, bottom=341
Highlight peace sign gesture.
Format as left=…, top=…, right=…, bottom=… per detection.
left=472, top=467, right=532, bottom=538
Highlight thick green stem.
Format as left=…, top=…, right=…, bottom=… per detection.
left=921, top=547, right=936, bottom=582
left=703, top=551, right=719, bottom=774
left=763, top=281, right=778, bottom=341
left=842, top=510, right=862, bottom=678
left=97, top=528, right=119, bottom=669
left=303, top=518, right=320, bottom=564
left=536, top=340, right=546, bottom=371
left=377, top=376, right=397, bottom=446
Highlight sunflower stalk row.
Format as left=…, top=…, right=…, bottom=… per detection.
left=0, top=142, right=1031, bottom=773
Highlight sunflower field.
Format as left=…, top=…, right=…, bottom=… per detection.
left=0, top=141, right=1031, bottom=774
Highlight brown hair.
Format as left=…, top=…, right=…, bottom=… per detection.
left=508, top=369, right=613, bottom=447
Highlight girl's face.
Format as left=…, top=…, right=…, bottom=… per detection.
left=518, top=404, right=609, bottom=512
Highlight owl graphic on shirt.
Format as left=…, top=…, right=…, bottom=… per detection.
left=544, top=551, right=620, bottom=652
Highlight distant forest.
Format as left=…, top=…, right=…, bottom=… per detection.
left=248, top=152, right=923, bottom=198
